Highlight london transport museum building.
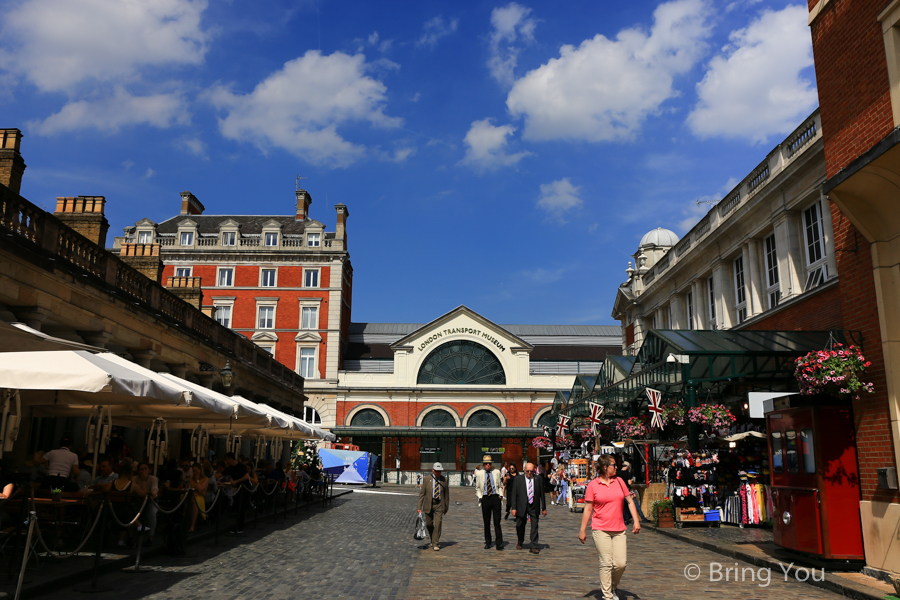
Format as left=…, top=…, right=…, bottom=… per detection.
left=0, top=0, right=894, bottom=580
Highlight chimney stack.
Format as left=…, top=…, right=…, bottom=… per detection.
left=335, top=203, right=349, bottom=250
left=0, top=129, right=26, bottom=194
left=54, top=196, right=109, bottom=247
left=180, top=191, right=205, bottom=215
left=296, top=189, right=312, bottom=220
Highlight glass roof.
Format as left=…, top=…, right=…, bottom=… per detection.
left=560, top=329, right=845, bottom=416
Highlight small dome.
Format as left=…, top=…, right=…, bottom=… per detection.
left=639, top=227, right=679, bottom=248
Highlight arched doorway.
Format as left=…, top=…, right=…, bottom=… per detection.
left=420, top=408, right=457, bottom=469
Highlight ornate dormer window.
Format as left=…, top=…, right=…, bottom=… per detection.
left=177, top=219, right=197, bottom=247
left=261, top=219, right=282, bottom=248
left=219, top=219, right=240, bottom=247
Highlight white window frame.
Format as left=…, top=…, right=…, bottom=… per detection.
left=301, top=305, right=318, bottom=330
left=260, top=268, right=277, bottom=288
left=303, top=406, right=322, bottom=424
left=307, top=233, right=321, bottom=247
left=734, top=256, right=747, bottom=324
left=221, top=231, right=236, bottom=246
left=213, top=300, right=234, bottom=328
left=256, top=342, right=276, bottom=356
left=174, top=266, right=192, bottom=277
left=180, top=231, right=194, bottom=246
left=297, top=346, right=317, bottom=379
left=686, top=290, right=694, bottom=330
left=802, top=200, right=828, bottom=291
left=707, top=276, right=716, bottom=330
left=304, top=268, right=320, bottom=288
left=137, top=231, right=152, bottom=244
left=217, top=267, right=235, bottom=287
left=764, top=234, right=780, bottom=309
left=264, top=232, right=279, bottom=247
left=257, top=304, right=276, bottom=330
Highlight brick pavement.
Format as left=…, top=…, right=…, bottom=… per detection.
left=25, top=488, right=853, bottom=600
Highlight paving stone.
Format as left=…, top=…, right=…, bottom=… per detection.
left=24, top=488, right=848, bottom=600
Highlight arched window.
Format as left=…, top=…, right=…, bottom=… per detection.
left=350, top=408, right=385, bottom=427
left=417, top=341, right=506, bottom=385
left=467, top=409, right=502, bottom=428
left=421, top=409, right=456, bottom=428
left=537, top=411, right=555, bottom=428
left=303, top=406, right=322, bottom=425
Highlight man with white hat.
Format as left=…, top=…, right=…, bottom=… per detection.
left=417, top=462, right=449, bottom=551
left=474, top=454, right=505, bottom=550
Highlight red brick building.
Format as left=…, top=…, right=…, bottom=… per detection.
left=115, top=189, right=352, bottom=427
left=805, top=0, right=900, bottom=577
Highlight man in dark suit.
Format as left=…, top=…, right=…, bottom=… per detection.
left=417, top=462, right=449, bottom=551
left=509, top=462, right=547, bottom=554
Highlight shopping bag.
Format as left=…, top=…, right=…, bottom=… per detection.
left=413, top=513, right=427, bottom=540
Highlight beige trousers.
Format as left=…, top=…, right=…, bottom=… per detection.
left=424, top=506, right=444, bottom=547
left=591, top=529, right=627, bottom=600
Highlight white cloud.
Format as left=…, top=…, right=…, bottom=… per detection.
left=210, top=50, right=401, bottom=168
left=0, top=0, right=209, bottom=93
left=30, top=88, right=189, bottom=134
left=677, top=176, right=738, bottom=231
left=417, top=16, right=458, bottom=48
left=687, top=5, right=817, bottom=142
left=507, top=0, right=711, bottom=142
left=122, top=160, right=134, bottom=170
left=143, top=168, right=155, bottom=179
left=487, top=3, right=537, bottom=86
left=178, top=136, right=208, bottom=158
left=460, top=118, right=531, bottom=171
left=537, top=178, right=583, bottom=223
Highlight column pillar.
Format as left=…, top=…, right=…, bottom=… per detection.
left=670, top=294, right=687, bottom=329
left=744, top=241, right=763, bottom=317
left=711, top=260, right=733, bottom=329
left=773, top=211, right=804, bottom=300
left=132, top=350, right=157, bottom=369
left=820, top=193, right=839, bottom=280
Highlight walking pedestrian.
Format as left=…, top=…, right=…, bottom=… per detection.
left=554, top=463, right=569, bottom=507
left=474, top=455, right=505, bottom=550
left=417, top=462, right=449, bottom=551
left=618, top=461, right=651, bottom=524
left=578, top=455, right=640, bottom=600
left=503, top=464, right=518, bottom=519
left=509, top=462, right=547, bottom=553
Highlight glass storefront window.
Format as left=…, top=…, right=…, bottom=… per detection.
left=801, top=428, right=815, bottom=474
left=771, top=431, right=783, bottom=474
left=785, top=430, right=799, bottom=474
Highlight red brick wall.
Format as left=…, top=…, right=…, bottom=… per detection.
left=336, top=400, right=551, bottom=429
left=809, top=0, right=895, bottom=177
left=830, top=206, right=898, bottom=503
left=162, top=263, right=333, bottom=379
left=743, top=285, right=843, bottom=332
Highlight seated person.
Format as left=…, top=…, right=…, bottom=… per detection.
left=270, top=462, right=285, bottom=482
left=132, top=463, right=159, bottom=543
left=82, top=459, right=118, bottom=493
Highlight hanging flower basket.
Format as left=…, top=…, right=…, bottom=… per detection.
left=794, top=343, right=874, bottom=399
left=661, top=401, right=686, bottom=427
left=687, top=404, right=736, bottom=431
left=556, top=434, right=576, bottom=448
left=531, top=436, right=553, bottom=450
left=615, top=416, right=648, bottom=441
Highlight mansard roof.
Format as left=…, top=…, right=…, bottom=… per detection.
left=157, top=215, right=325, bottom=235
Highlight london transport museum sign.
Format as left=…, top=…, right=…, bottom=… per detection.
left=416, top=328, right=507, bottom=353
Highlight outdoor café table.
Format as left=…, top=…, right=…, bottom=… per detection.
left=3, top=494, right=90, bottom=551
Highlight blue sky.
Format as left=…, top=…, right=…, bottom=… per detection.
left=0, top=0, right=818, bottom=326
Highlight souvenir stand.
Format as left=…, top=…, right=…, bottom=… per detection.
left=717, top=431, right=772, bottom=527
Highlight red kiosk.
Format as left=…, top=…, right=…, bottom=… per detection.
left=767, top=395, right=864, bottom=563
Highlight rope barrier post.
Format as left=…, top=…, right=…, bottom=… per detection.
left=13, top=511, right=35, bottom=600
left=213, top=491, right=220, bottom=546
left=272, top=485, right=277, bottom=524
left=253, top=487, right=259, bottom=529
left=122, top=495, right=151, bottom=574
left=72, top=498, right=113, bottom=593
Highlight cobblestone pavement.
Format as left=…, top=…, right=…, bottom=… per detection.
left=31, top=489, right=846, bottom=600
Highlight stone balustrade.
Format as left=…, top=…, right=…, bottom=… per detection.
left=0, top=187, right=305, bottom=393
left=639, top=110, right=822, bottom=291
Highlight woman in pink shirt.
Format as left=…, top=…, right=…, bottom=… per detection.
left=578, top=455, right=640, bottom=600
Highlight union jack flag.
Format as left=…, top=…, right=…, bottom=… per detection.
left=588, top=402, right=604, bottom=434
left=556, top=414, right=570, bottom=434
left=542, top=425, right=551, bottom=439
left=647, top=388, right=665, bottom=430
